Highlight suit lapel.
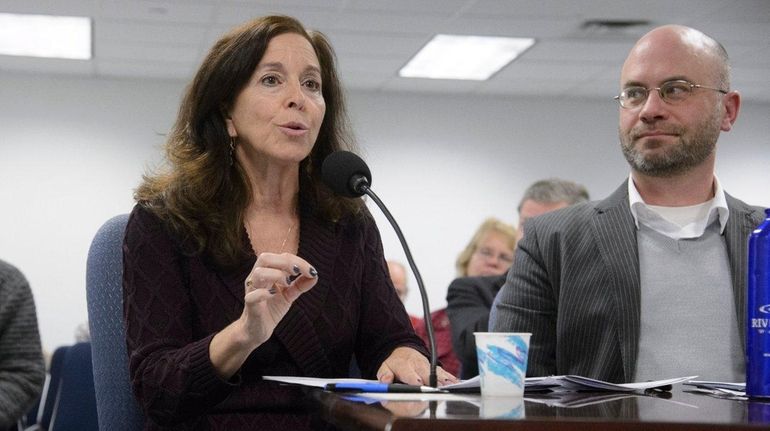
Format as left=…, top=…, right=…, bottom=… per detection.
left=592, top=182, right=640, bottom=381
left=724, top=193, right=765, bottom=349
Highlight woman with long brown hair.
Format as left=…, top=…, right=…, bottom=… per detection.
left=123, top=15, right=455, bottom=430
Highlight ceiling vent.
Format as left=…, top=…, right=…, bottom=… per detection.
left=579, top=19, right=651, bottom=38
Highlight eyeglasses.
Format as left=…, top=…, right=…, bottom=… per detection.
left=614, top=80, right=727, bottom=109
left=475, top=247, right=513, bottom=264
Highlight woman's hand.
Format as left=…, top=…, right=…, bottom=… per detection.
left=376, top=347, right=459, bottom=387
left=210, top=252, right=317, bottom=379
left=240, top=252, right=318, bottom=346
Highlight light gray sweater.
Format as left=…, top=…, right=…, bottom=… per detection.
left=0, top=259, right=45, bottom=428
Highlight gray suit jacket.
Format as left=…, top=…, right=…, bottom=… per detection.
left=490, top=181, right=765, bottom=382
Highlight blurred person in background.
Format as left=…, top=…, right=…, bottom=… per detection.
left=455, top=218, right=517, bottom=278
left=517, top=178, right=590, bottom=238
left=387, top=260, right=421, bottom=328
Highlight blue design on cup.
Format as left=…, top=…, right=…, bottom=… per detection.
left=486, top=345, right=525, bottom=387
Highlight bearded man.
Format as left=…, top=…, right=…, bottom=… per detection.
left=490, top=25, right=765, bottom=383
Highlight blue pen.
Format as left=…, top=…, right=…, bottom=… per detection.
left=325, top=382, right=444, bottom=393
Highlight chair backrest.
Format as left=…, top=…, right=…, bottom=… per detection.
left=34, top=345, right=70, bottom=430
left=48, top=342, right=97, bottom=431
left=85, top=214, right=145, bottom=430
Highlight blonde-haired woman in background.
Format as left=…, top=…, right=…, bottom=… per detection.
left=455, top=217, right=518, bottom=277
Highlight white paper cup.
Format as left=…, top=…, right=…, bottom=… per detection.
left=474, top=332, right=531, bottom=397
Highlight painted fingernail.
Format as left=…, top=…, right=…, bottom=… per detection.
left=286, top=273, right=300, bottom=284
left=293, top=265, right=300, bottom=274
left=268, top=287, right=277, bottom=295
left=309, top=267, right=318, bottom=277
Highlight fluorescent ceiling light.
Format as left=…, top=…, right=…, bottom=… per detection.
left=400, top=34, right=535, bottom=81
left=0, top=13, right=92, bottom=60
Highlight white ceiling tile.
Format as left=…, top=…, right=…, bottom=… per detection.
left=346, top=0, right=470, bottom=15
left=336, top=56, right=405, bottom=76
left=438, top=17, right=577, bottom=38
left=705, top=1, right=770, bottom=23
left=96, top=59, right=193, bottom=80
left=491, top=60, right=609, bottom=82
left=695, top=22, right=770, bottom=44
left=98, top=1, right=215, bottom=24
left=0, top=0, right=96, bottom=16
left=465, top=0, right=723, bottom=20
left=382, top=77, right=481, bottom=94
left=95, top=21, right=208, bottom=46
left=282, top=10, right=449, bottom=34
left=463, top=0, right=591, bottom=18
left=325, top=31, right=428, bottom=57
left=213, top=5, right=321, bottom=26
left=524, top=40, right=631, bottom=63
left=225, top=0, right=347, bottom=7
left=95, top=40, right=201, bottom=63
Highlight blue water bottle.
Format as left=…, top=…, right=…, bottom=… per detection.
left=747, top=208, right=770, bottom=398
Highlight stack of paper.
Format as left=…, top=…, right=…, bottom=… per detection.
left=682, top=380, right=746, bottom=399
left=442, top=375, right=697, bottom=393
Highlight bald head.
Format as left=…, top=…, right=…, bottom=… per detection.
left=623, top=25, right=730, bottom=90
left=617, top=24, right=740, bottom=183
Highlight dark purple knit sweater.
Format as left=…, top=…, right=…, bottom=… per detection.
left=123, top=204, right=426, bottom=430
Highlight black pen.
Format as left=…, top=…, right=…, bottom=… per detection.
left=325, top=382, right=445, bottom=393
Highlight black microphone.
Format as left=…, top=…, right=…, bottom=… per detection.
left=320, top=150, right=371, bottom=198
left=321, top=151, right=439, bottom=388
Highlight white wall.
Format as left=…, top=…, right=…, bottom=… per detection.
left=1, top=72, right=768, bottom=353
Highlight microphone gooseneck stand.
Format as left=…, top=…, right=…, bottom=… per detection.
left=358, top=183, right=438, bottom=388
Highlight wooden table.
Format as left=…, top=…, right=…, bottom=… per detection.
left=311, top=387, right=770, bottom=431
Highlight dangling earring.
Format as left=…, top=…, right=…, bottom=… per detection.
left=229, top=137, right=236, bottom=167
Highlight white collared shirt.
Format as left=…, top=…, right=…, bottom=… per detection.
left=627, top=174, right=729, bottom=240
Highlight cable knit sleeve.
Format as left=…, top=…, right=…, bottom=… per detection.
left=0, top=260, right=45, bottom=429
left=122, top=206, right=233, bottom=426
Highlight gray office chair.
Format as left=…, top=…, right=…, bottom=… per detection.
left=85, top=214, right=145, bottom=430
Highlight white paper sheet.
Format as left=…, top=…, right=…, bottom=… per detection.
left=263, top=374, right=698, bottom=394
